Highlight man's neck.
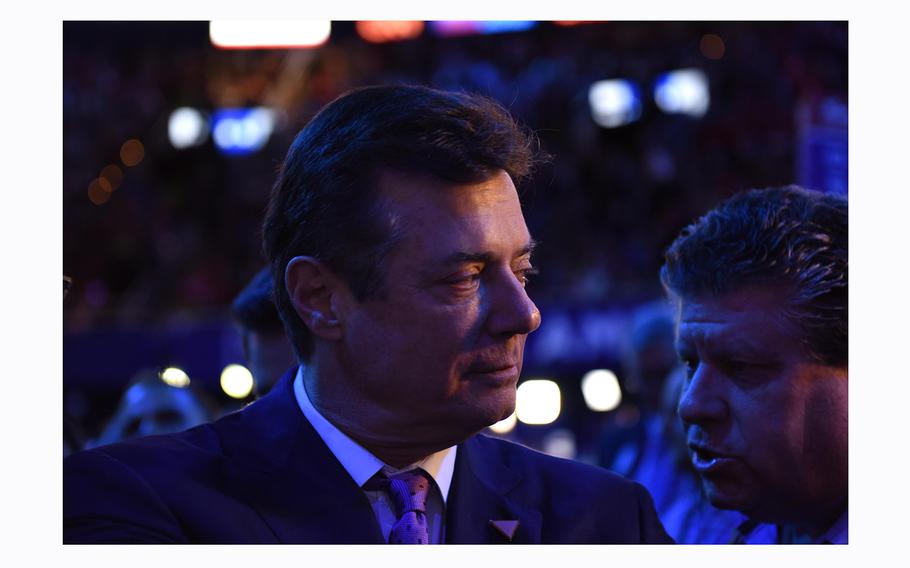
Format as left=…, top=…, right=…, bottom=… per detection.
left=302, top=365, right=454, bottom=469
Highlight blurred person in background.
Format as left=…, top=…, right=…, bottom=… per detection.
left=661, top=185, right=847, bottom=544
left=598, top=302, right=680, bottom=477
left=230, top=267, right=297, bottom=396
left=597, top=302, right=742, bottom=542
left=64, top=84, right=671, bottom=544
left=89, top=369, right=213, bottom=448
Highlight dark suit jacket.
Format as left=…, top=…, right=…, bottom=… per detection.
left=64, top=370, right=672, bottom=543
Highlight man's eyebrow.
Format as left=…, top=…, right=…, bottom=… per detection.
left=678, top=325, right=766, bottom=359
left=439, top=239, right=537, bottom=266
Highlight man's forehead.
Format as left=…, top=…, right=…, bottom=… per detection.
left=676, top=317, right=769, bottom=356
left=677, top=287, right=796, bottom=350
left=438, top=239, right=537, bottom=267
left=680, top=285, right=790, bottom=321
left=376, top=168, right=520, bottom=209
left=374, top=168, right=530, bottom=250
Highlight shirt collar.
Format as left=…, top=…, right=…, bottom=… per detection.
left=292, top=366, right=456, bottom=502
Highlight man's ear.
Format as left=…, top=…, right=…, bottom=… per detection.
left=285, top=256, right=346, bottom=341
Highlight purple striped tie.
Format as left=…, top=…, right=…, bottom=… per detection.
left=384, top=469, right=432, bottom=544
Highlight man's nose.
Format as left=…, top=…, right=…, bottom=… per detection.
left=677, top=364, right=728, bottom=426
left=487, top=269, right=541, bottom=337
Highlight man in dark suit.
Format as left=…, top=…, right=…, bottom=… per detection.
left=64, top=85, right=672, bottom=544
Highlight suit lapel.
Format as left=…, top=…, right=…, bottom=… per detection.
left=218, top=369, right=384, bottom=543
left=446, top=435, right=542, bottom=544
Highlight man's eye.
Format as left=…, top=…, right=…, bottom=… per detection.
left=515, top=267, right=539, bottom=287
left=446, top=273, right=481, bottom=290
left=722, top=360, right=771, bottom=387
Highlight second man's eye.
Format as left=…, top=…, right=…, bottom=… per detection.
left=515, top=266, right=539, bottom=287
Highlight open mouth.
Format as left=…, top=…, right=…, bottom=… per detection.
left=690, top=446, right=725, bottom=470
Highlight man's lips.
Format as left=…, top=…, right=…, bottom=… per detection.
left=688, top=443, right=737, bottom=473
left=469, top=361, right=517, bottom=373
left=465, top=362, right=519, bottom=383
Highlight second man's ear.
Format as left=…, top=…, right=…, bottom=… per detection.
left=285, top=256, right=345, bottom=341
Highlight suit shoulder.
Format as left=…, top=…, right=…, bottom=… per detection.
left=73, top=420, right=223, bottom=461
left=64, top=420, right=230, bottom=493
left=467, top=434, right=674, bottom=543
left=474, top=433, right=636, bottom=490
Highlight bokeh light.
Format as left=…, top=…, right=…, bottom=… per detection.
left=488, top=411, right=517, bottom=434
left=516, top=380, right=561, bottom=425
left=654, top=68, right=710, bottom=117
left=356, top=21, right=424, bottom=43
left=581, top=369, right=623, bottom=412
left=168, top=107, right=209, bottom=149
left=120, top=139, right=145, bottom=167
left=159, top=367, right=190, bottom=388
left=588, top=79, right=642, bottom=128
left=99, top=164, right=123, bottom=191
left=209, top=20, right=331, bottom=49
left=212, top=107, right=276, bottom=155
left=87, top=178, right=111, bottom=205
left=700, top=34, right=726, bottom=60
left=220, top=364, right=254, bottom=399
left=542, top=428, right=577, bottom=459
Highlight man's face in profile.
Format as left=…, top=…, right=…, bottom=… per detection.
left=333, top=169, right=541, bottom=446
left=675, top=286, right=847, bottom=528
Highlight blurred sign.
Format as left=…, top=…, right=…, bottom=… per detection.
left=209, top=20, right=331, bottom=49
left=429, top=21, right=536, bottom=37
left=798, top=96, right=848, bottom=195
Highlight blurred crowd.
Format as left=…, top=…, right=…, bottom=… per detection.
left=63, top=21, right=846, bottom=326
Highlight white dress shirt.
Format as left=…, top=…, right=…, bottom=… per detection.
left=293, top=367, right=456, bottom=543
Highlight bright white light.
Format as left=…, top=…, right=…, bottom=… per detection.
left=159, top=367, right=190, bottom=388
left=588, top=79, right=642, bottom=128
left=488, top=412, right=517, bottom=434
left=212, top=108, right=277, bottom=155
left=581, top=369, right=623, bottom=412
left=209, top=20, right=331, bottom=49
left=220, top=364, right=254, bottom=399
left=654, top=69, right=710, bottom=117
left=516, top=380, right=561, bottom=425
left=168, top=107, right=208, bottom=149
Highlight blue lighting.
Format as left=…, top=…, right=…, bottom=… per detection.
left=211, top=108, right=276, bottom=156
left=588, top=79, right=643, bottom=128
left=653, top=69, right=710, bottom=117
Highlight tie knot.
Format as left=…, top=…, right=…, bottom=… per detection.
left=386, top=469, right=432, bottom=516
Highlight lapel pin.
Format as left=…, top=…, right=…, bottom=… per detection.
left=489, top=520, right=520, bottom=542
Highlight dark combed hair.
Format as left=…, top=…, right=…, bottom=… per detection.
left=230, top=268, right=284, bottom=333
left=660, top=185, right=847, bottom=367
left=262, top=84, right=541, bottom=361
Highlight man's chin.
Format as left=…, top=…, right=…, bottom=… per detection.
left=459, top=398, right=515, bottom=434
left=701, top=478, right=756, bottom=514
